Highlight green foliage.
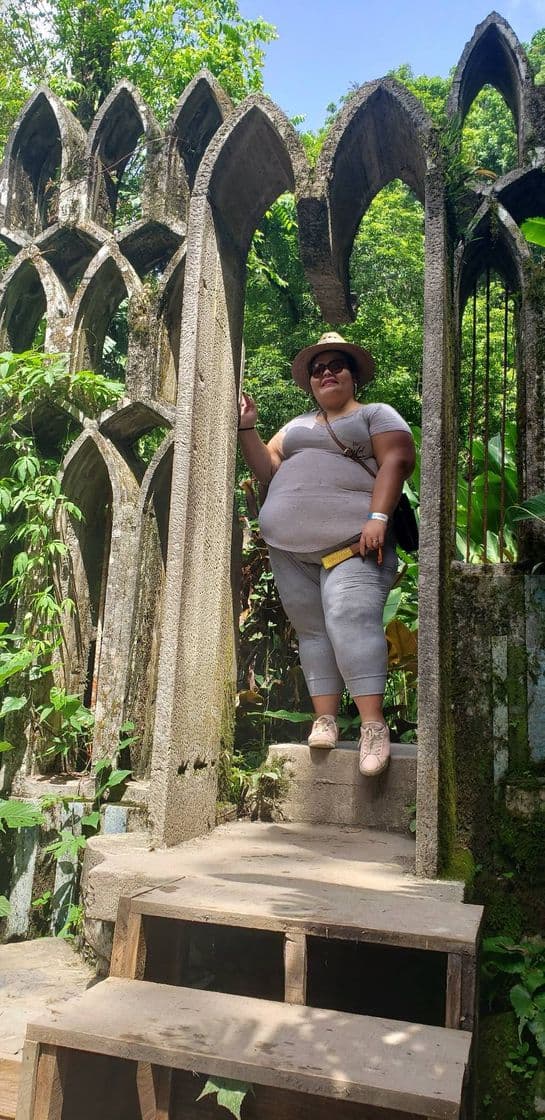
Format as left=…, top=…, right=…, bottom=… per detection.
left=0, top=893, right=11, bottom=917
left=0, top=797, right=44, bottom=829
left=45, top=827, right=87, bottom=861
left=226, top=751, right=289, bottom=820
left=483, top=937, right=545, bottom=1058
left=197, top=1076, right=251, bottom=1119
left=0, top=350, right=122, bottom=771
left=0, top=0, right=276, bottom=131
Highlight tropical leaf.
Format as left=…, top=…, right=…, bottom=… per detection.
left=197, top=1077, right=250, bottom=1120
left=0, top=895, right=11, bottom=918
left=0, top=798, right=43, bottom=831
left=509, top=492, right=545, bottom=524
left=521, top=217, right=545, bottom=247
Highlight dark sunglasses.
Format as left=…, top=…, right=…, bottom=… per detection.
left=310, top=357, right=348, bottom=379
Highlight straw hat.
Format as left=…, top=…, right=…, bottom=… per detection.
left=291, top=332, right=375, bottom=390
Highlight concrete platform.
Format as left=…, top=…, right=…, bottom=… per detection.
left=269, top=742, right=417, bottom=830
left=0, top=939, right=94, bottom=1120
left=82, top=821, right=464, bottom=926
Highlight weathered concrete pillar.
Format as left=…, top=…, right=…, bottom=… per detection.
left=149, top=98, right=306, bottom=846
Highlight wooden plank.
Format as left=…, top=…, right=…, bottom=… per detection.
left=131, top=875, right=483, bottom=955
left=25, top=978, right=471, bottom=1119
left=135, top=1061, right=173, bottom=1120
left=284, top=933, right=307, bottom=1004
left=14, top=1042, right=39, bottom=1120
left=0, top=1055, right=20, bottom=1120
left=445, top=954, right=462, bottom=1029
left=32, top=1046, right=63, bottom=1120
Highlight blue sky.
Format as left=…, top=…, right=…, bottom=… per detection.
left=239, top=0, right=545, bottom=130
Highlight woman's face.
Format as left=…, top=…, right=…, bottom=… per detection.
left=309, top=350, right=356, bottom=409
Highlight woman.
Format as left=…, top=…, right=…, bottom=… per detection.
left=238, top=332, right=415, bottom=776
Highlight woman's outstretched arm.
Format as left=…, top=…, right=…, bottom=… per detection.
left=238, top=391, right=284, bottom=485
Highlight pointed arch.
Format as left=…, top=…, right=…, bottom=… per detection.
left=124, top=434, right=174, bottom=777
left=68, top=243, right=143, bottom=377
left=167, top=70, right=233, bottom=217
left=61, top=429, right=141, bottom=763
left=99, top=399, right=174, bottom=443
left=456, top=199, right=529, bottom=310
left=0, top=86, right=86, bottom=235
left=492, top=165, right=545, bottom=226
left=86, top=81, right=161, bottom=228
left=117, top=219, right=184, bottom=279
left=156, top=244, right=186, bottom=402
left=448, top=13, right=532, bottom=161
left=34, top=221, right=105, bottom=295
left=299, top=77, right=437, bottom=322
left=0, top=247, right=69, bottom=351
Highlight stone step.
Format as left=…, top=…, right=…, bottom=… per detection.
left=83, top=822, right=465, bottom=928
left=0, top=939, right=94, bottom=1120
left=20, top=976, right=472, bottom=1120
left=268, top=742, right=417, bottom=830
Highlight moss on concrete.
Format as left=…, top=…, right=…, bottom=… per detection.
left=441, top=845, right=476, bottom=891
left=477, top=1011, right=537, bottom=1120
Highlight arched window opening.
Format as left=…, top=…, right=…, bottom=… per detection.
left=53, top=442, right=113, bottom=773
left=236, top=191, right=319, bottom=760
left=348, top=178, right=424, bottom=744
left=157, top=254, right=185, bottom=403
left=76, top=259, right=129, bottom=383
left=102, top=297, right=129, bottom=381
left=1, top=263, right=46, bottom=352
left=123, top=443, right=172, bottom=777
left=349, top=180, right=424, bottom=424
left=460, top=85, right=518, bottom=178
left=9, top=98, right=62, bottom=235
left=458, top=270, right=518, bottom=563
left=134, top=426, right=169, bottom=467
left=91, top=91, right=146, bottom=230
left=113, top=138, right=146, bottom=231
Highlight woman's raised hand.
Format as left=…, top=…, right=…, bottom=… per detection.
left=239, top=391, right=258, bottom=430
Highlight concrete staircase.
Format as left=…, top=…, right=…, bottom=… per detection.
left=16, top=744, right=483, bottom=1120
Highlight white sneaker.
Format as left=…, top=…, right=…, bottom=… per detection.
left=358, top=721, right=390, bottom=776
left=308, top=715, right=338, bottom=749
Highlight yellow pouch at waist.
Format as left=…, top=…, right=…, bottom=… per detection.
left=321, top=541, right=361, bottom=570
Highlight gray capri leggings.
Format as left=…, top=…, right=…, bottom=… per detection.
left=268, top=543, right=398, bottom=697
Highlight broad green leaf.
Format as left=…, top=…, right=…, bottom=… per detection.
left=521, top=217, right=545, bottom=246
left=253, top=709, right=311, bottom=723
left=197, top=1077, right=250, bottom=1120
left=0, top=895, right=11, bottom=918
left=81, top=811, right=100, bottom=831
left=0, top=799, right=43, bottom=831
left=509, top=492, right=545, bottom=524
left=0, top=740, right=14, bottom=752
left=103, top=769, right=132, bottom=789
left=510, top=983, right=534, bottom=1026
left=0, top=689, right=26, bottom=716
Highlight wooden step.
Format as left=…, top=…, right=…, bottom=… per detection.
left=268, top=742, right=417, bottom=830
left=19, top=977, right=472, bottom=1120
left=111, top=866, right=483, bottom=1032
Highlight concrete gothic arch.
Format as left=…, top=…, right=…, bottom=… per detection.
left=0, top=86, right=86, bottom=235
left=0, top=248, right=69, bottom=351
left=124, top=435, right=174, bottom=779
left=116, top=219, right=184, bottom=279
left=60, top=429, right=141, bottom=763
left=68, top=244, right=151, bottom=396
left=300, top=77, right=437, bottom=322
left=148, top=95, right=308, bottom=845
left=166, top=70, right=233, bottom=218
left=455, top=200, right=543, bottom=543
left=34, top=222, right=107, bottom=296
left=491, top=165, right=545, bottom=226
left=156, top=244, right=187, bottom=402
left=448, top=13, right=532, bottom=162
left=86, top=81, right=161, bottom=228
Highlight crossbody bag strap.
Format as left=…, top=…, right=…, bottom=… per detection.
left=320, top=409, right=377, bottom=480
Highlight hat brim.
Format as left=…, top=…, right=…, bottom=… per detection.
left=291, top=340, right=375, bottom=390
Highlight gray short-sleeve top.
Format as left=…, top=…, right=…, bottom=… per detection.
left=258, top=403, right=411, bottom=553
